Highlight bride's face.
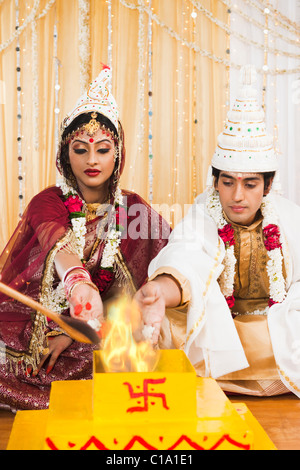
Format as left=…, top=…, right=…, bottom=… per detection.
left=68, top=127, right=116, bottom=196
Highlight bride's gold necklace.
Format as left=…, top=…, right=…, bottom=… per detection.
left=85, top=203, right=102, bottom=222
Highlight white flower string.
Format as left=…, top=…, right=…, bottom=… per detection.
left=58, top=178, right=87, bottom=261
left=206, top=187, right=286, bottom=310
left=261, top=194, right=286, bottom=304
left=206, top=187, right=236, bottom=300
left=78, top=0, right=91, bottom=94
left=119, top=0, right=300, bottom=76
left=1, top=0, right=299, bottom=74
left=54, top=22, right=61, bottom=157
left=107, top=0, right=112, bottom=73
left=0, top=0, right=43, bottom=52
left=220, top=0, right=300, bottom=48
left=58, top=179, right=124, bottom=270
left=191, top=8, right=198, bottom=200
left=31, top=15, right=39, bottom=152
left=190, top=0, right=300, bottom=60
left=137, top=0, right=146, bottom=190
left=100, top=186, right=123, bottom=270
left=244, top=0, right=300, bottom=36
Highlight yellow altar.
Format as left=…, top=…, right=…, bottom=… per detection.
left=7, top=349, right=276, bottom=450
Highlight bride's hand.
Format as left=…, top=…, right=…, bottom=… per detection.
left=69, top=282, right=104, bottom=331
left=31, top=334, right=73, bottom=377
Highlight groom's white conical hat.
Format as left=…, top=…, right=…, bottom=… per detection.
left=211, top=65, right=278, bottom=173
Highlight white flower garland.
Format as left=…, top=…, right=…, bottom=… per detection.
left=78, top=0, right=91, bottom=94
left=261, top=195, right=286, bottom=304
left=206, top=187, right=286, bottom=308
left=0, top=0, right=54, bottom=53
left=206, top=187, right=236, bottom=299
left=53, top=180, right=154, bottom=342
left=59, top=179, right=123, bottom=267
left=101, top=227, right=122, bottom=269
left=100, top=186, right=123, bottom=269
left=119, top=0, right=300, bottom=75
left=58, top=178, right=87, bottom=261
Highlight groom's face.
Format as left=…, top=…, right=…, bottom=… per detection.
left=215, top=171, right=267, bottom=226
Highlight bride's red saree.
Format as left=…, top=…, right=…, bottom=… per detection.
left=0, top=185, right=170, bottom=410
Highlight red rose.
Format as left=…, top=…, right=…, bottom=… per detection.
left=263, top=224, right=282, bottom=251
left=218, top=224, right=235, bottom=248
left=268, top=298, right=278, bottom=307
left=92, top=268, right=114, bottom=294
left=64, top=195, right=83, bottom=213
left=225, top=295, right=235, bottom=309
left=116, top=206, right=128, bottom=229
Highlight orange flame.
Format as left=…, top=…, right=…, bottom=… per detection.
left=101, top=297, right=158, bottom=373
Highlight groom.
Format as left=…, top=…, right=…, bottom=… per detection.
left=135, top=66, right=300, bottom=398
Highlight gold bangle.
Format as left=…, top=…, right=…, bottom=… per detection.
left=68, top=280, right=99, bottom=299
left=46, top=330, right=64, bottom=338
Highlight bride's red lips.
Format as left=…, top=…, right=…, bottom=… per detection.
left=84, top=169, right=101, bottom=176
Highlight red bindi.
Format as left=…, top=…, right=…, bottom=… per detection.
left=89, top=138, right=94, bottom=143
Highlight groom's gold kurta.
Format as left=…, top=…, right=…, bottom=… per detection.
left=217, top=215, right=288, bottom=395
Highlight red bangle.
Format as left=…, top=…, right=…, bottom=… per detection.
left=64, top=269, right=92, bottom=301
left=63, top=266, right=91, bottom=285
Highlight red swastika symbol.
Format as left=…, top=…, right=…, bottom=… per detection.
left=123, top=378, right=169, bottom=413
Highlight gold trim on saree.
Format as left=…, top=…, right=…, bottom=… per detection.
left=40, top=228, right=76, bottom=309
left=114, top=249, right=137, bottom=296
left=4, top=229, right=77, bottom=372
left=3, top=304, right=48, bottom=374
left=277, top=366, right=300, bottom=394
